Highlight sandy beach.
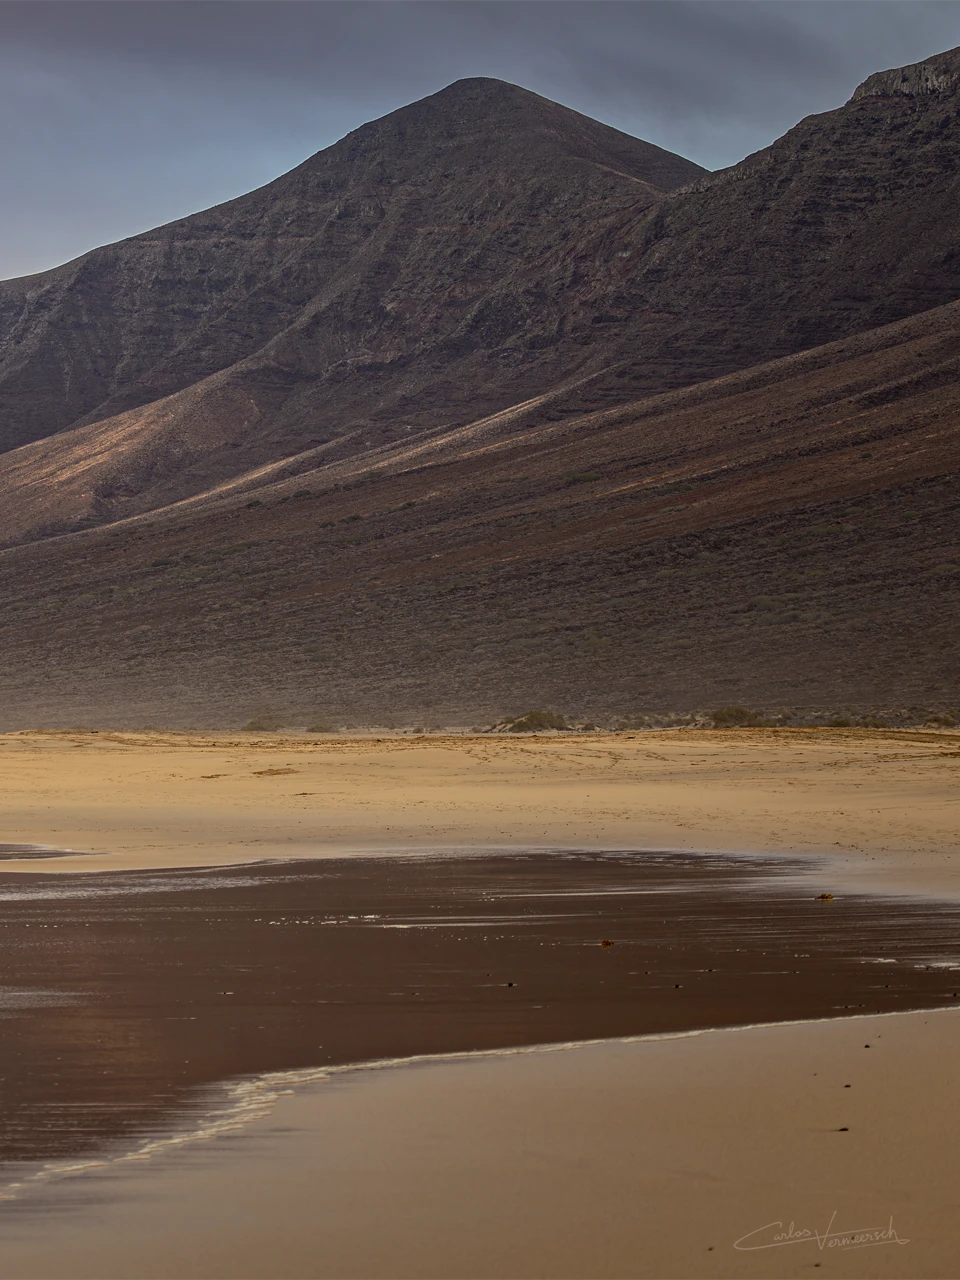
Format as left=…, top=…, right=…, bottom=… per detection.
left=1, top=726, right=959, bottom=1278
left=0, top=726, right=958, bottom=893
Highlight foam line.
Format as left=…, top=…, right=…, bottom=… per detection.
left=2, top=1004, right=957, bottom=1207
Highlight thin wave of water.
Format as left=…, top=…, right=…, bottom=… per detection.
left=2, top=846, right=956, bottom=1199
left=0, top=869, right=268, bottom=902
left=0, top=987, right=81, bottom=1009
left=2, top=1005, right=955, bottom=1208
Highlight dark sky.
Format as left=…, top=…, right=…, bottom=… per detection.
left=3, top=0, right=960, bottom=279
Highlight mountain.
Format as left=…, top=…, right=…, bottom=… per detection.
left=0, top=79, right=701, bottom=452
left=0, top=51, right=958, bottom=726
left=5, top=51, right=960, bottom=544
left=1, top=295, right=957, bottom=728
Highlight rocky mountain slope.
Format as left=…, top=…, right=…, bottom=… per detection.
left=0, top=78, right=701, bottom=456
left=4, top=50, right=960, bottom=545
left=0, top=295, right=957, bottom=727
left=0, top=48, right=958, bottom=725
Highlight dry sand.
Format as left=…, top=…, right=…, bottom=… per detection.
left=0, top=726, right=958, bottom=894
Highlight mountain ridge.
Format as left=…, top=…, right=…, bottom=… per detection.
left=850, top=43, right=960, bottom=100
left=0, top=50, right=958, bottom=724
left=5, top=53, right=960, bottom=545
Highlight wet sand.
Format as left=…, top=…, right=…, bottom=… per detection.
left=0, top=1009, right=957, bottom=1279
left=2, top=728, right=959, bottom=1277
left=4, top=849, right=960, bottom=1167
left=0, top=727, right=958, bottom=895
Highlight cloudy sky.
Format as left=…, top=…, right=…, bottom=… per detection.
left=3, top=0, right=960, bottom=279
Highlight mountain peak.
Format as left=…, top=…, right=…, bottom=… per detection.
left=379, top=76, right=570, bottom=133
left=432, top=75, right=533, bottom=97
left=850, top=45, right=960, bottom=101
left=347, top=74, right=611, bottom=139
left=329, top=76, right=705, bottom=194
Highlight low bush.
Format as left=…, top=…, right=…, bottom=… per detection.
left=710, top=705, right=759, bottom=728
left=503, top=709, right=568, bottom=733
left=242, top=714, right=287, bottom=731
left=615, top=714, right=652, bottom=730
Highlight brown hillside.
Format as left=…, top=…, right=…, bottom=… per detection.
left=0, top=298, right=956, bottom=727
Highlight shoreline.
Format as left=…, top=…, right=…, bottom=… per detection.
left=3, top=1006, right=957, bottom=1279
left=1, top=840, right=951, bottom=912
left=5, top=999, right=954, bottom=1206
left=7, top=847, right=957, bottom=1167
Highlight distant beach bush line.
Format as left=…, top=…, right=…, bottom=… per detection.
left=232, top=705, right=958, bottom=734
